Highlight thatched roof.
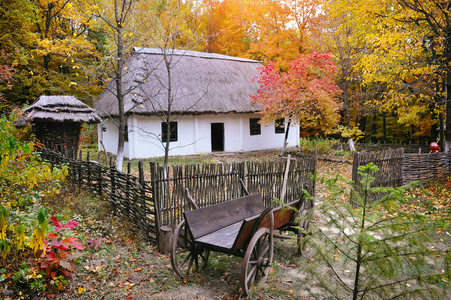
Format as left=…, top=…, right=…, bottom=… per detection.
left=15, top=95, right=101, bottom=127
left=94, top=48, right=263, bottom=117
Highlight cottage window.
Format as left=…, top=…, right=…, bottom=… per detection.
left=162, top=121, right=178, bottom=142
left=275, top=118, right=285, bottom=134
left=124, top=125, right=129, bottom=142
left=250, top=118, right=261, bottom=136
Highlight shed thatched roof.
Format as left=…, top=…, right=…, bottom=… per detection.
left=94, top=48, right=263, bottom=118
left=15, top=95, right=101, bottom=127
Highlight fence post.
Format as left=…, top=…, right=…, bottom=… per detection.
left=97, top=160, right=103, bottom=195
left=350, top=151, right=360, bottom=206
left=150, top=161, right=161, bottom=243
left=87, top=152, right=91, bottom=190
left=77, top=150, right=82, bottom=188
left=126, top=162, right=131, bottom=203
left=280, top=154, right=291, bottom=202
left=239, top=162, right=246, bottom=196
left=110, top=165, right=117, bottom=211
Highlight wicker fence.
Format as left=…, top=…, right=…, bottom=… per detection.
left=40, top=148, right=158, bottom=243
left=352, top=148, right=450, bottom=201
left=155, top=156, right=316, bottom=227
left=39, top=148, right=316, bottom=243
left=403, top=152, right=450, bottom=184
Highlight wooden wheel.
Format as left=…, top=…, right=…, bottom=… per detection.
left=240, top=227, right=274, bottom=296
left=171, top=220, right=210, bottom=279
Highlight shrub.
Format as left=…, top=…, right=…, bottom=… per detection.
left=305, top=163, right=450, bottom=299
left=0, top=111, right=79, bottom=296
left=298, top=137, right=340, bottom=155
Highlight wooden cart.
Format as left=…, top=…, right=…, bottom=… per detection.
left=170, top=188, right=308, bottom=295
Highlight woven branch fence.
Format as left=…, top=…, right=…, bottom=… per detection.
left=39, top=148, right=316, bottom=244
left=352, top=148, right=451, bottom=201
left=154, top=156, right=316, bottom=227
left=403, top=152, right=450, bottom=184
left=40, top=148, right=157, bottom=243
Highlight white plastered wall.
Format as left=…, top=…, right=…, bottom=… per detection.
left=99, top=113, right=300, bottom=159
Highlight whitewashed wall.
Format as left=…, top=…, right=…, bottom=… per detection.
left=99, top=113, right=300, bottom=159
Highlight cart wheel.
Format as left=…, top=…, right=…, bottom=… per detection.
left=171, top=220, right=210, bottom=279
left=297, top=209, right=309, bottom=255
left=240, top=227, right=274, bottom=296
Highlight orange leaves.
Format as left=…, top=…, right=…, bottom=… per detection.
left=251, top=53, right=341, bottom=135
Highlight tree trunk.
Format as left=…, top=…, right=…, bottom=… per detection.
left=163, top=52, right=173, bottom=174
left=443, top=25, right=451, bottom=152
left=382, top=113, right=387, bottom=144
left=115, top=13, right=125, bottom=171
left=445, top=64, right=451, bottom=152
left=43, top=54, right=51, bottom=71
left=371, top=113, right=377, bottom=143
left=280, top=120, right=291, bottom=156
left=360, top=115, right=366, bottom=138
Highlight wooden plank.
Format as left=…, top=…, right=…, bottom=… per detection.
left=184, top=194, right=264, bottom=240
left=231, top=214, right=260, bottom=251
left=273, top=205, right=296, bottom=230
left=196, top=221, right=243, bottom=251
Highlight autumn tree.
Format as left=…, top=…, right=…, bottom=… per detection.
left=138, top=0, right=204, bottom=171
left=79, top=0, right=203, bottom=170
left=0, top=0, right=103, bottom=107
left=393, top=0, right=451, bottom=150
left=0, top=52, right=15, bottom=112
left=197, top=0, right=326, bottom=69
left=242, top=0, right=326, bottom=69
left=325, top=2, right=386, bottom=145
left=251, top=53, right=341, bottom=154
left=328, top=0, right=447, bottom=146
left=201, top=0, right=249, bottom=56
left=0, top=0, right=41, bottom=105
left=31, top=0, right=101, bottom=101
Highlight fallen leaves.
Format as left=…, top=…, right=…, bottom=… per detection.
left=84, top=264, right=105, bottom=273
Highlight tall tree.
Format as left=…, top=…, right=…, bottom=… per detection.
left=0, top=0, right=103, bottom=106
left=325, top=2, right=384, bottom=144
left=251, top=53, right=341, bottom=154
left=0, top=0, right=41, bottom=105
left=138, top=0, right=204, bottom=171
left=0, top=52, right=15, bottom=111
left=201, top=0, right=249, bottom=56
left=80, top=0, right=139, bottom=170
left=198, top=0, right=325, bottom=68
left=245, top=0, right=325, bottom=68
left=81, top=0, right=202, bottom=170
left=329, top=0, right=447, bottom=146
left=32, top=0, right=101, bottom=100
left=393, top=0, right=451, bottom=150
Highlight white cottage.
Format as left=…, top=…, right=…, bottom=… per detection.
left=94, top=48, right=300, bottom=159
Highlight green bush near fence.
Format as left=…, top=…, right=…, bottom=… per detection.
left=305, top=163, right=450, bottom=299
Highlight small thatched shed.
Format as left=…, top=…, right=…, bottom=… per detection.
left=16, top=95, right=101, bottom=159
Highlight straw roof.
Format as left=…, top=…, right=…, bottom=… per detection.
left=94, top=48, right=263, bottom=118
left=16, top=95, right=101, bottom=126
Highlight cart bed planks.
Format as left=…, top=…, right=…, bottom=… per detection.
left=184, top=194, right=265, bottom=241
